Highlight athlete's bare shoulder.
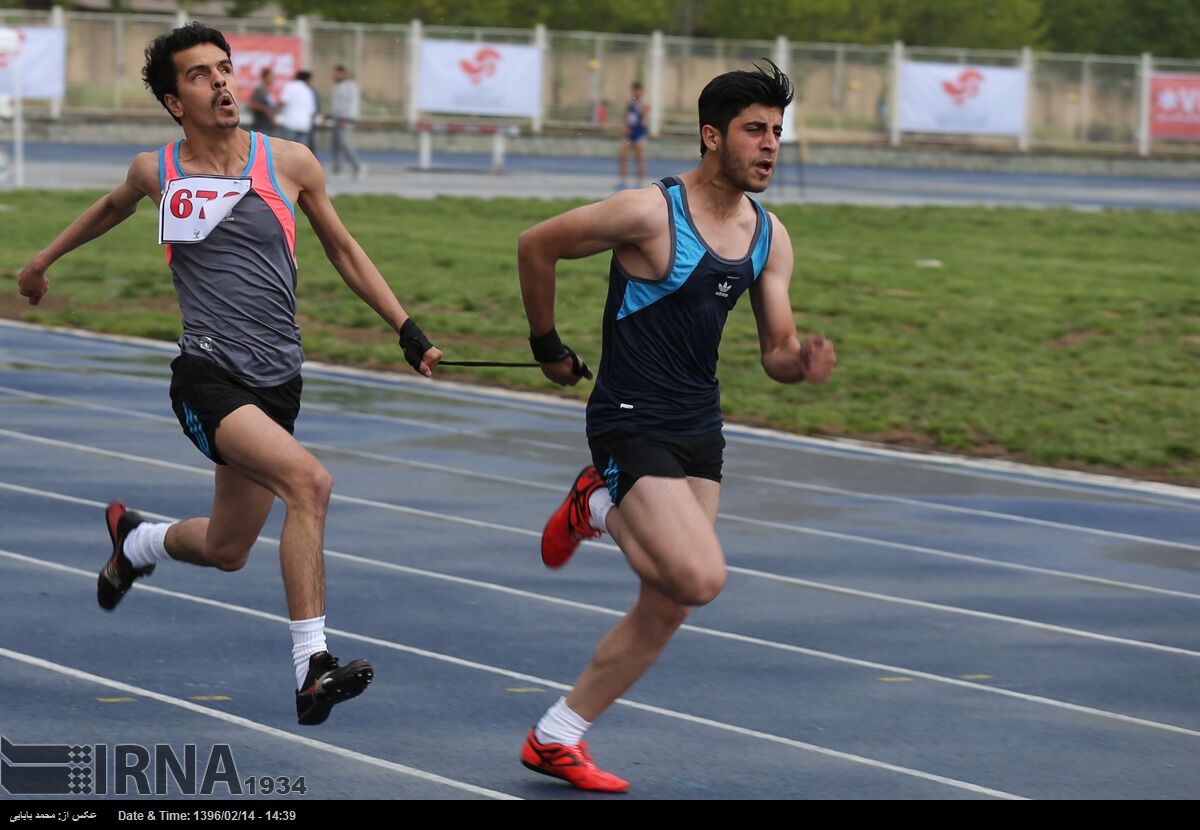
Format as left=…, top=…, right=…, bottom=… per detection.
left=762, top=210, right=794, bottom=276
left=766, top=209, right=788, bottom=238
left=268, top=136, right=322, bottom=193
left=110, top=151, right=162, bottom=208
left=127, top=152, right=161, bottom=197
left=599, top=184, right=670, bottom=240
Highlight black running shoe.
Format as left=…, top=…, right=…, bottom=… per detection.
left=295, top=651, right=374, bottom=726
left=97, top=502, right=154, bottom=611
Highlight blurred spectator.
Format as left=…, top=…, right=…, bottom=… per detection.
left=278, top=70, right=317, bottom=150
left=249, top=67, right=279, bottom=135
left=618, top=81, right=649, bottom=188
left=329, top=64, right=365, bottom=180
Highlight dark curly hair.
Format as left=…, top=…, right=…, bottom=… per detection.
left=697, top=59, right=794, bottom=156
left=142, top=22, right=232, bottom=124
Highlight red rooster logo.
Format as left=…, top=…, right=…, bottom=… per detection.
left=459, top=47, right=502, bottom=85
left=0, top=28, right=26, bottom=70
left=942, top=68, right=984, bottom=106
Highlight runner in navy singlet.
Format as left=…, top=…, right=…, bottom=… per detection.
left=618, top=81, right=649, bottom=188
left=17, top=23, right=442, bottom=727
left=516, top=60, right=837, bottom=792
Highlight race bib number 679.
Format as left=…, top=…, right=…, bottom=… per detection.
left=158, top=176, right=253, bottom=244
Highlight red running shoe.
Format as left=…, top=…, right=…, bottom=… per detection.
left=541, top=466, right=605, bottom=568
left=97, top=502, right=153, bottom=611
left=520, top=729, right=630, bottom=793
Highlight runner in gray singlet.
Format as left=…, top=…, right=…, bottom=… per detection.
left=16, top=23, right=442, bottom=727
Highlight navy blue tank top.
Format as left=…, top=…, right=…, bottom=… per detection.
left=586, top=176, right=772, bottom=437
left=626, top=98, right=647, bottom=141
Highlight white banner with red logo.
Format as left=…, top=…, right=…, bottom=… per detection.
left=0, top=27, right=66, bottom=100
left=899, top=61, right=1027, bottom=136
left=418, top=39, right=542, bottom=119
left=225, top=34, right=302, bottom=101
left=1150, top=74, right=1200, bottom=140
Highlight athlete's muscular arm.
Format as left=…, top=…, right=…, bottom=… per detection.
left=284, top=142, right=443, bottom=377
left=518, top=188, right=663, bottom=386
left=749, top=214, right=837, bottom=384
left=17, top=153, right=157, bottom=306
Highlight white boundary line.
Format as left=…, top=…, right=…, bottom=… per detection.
left=3, top=428, right=1198, bottom=656
left=2, top=319, right=1196, bottom=504
left=3, top=483, right=1200, bottom=742
left=0, top=549, right=1024, bottom=800
left=733, top=474, right=1200, bottom=552
left=0, top=646, right=520, bottom=800
left=713, top=513, right=1200, bottom=602
left=2, top=386, right=1197, bottom=602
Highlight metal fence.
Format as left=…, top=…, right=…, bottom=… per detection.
left=3, top=7, right=1200, bottom=156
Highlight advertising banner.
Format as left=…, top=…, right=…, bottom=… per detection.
left=418, top=39, right=542, bottom=118
left=899, top=61, right=1027, bottom=136
left=225, top=34, right=302, bottom=100
left=0, top=27, right=66, bottom=100
left=1149, top=74, right=1200, bottom=140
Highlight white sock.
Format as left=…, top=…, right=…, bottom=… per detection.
left=535, top=697, right=591, bottom=747
left=290, top=616, right=327, bottom=690
left=588, top=487, right=612, bottom=534
left=122, top=523, right=171, bottom=569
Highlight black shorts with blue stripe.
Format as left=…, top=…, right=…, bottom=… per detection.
left=588, top=428, right=725, bottom=506
left=168, top=353, right=301, bottom=465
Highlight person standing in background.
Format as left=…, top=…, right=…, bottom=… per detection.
left=618, top=81, right=649, bottom=189
left=278, top=70, right=317, bottom=149
left=330, top=65, right=366, bottom=180
left=249, top=67, right=279, bottom=135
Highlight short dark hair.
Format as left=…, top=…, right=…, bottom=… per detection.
left=697, top=58, right=793, bottom=156
left=142, top=22, right=231, bottom=124
left=297, top=70, right=313, bottom=83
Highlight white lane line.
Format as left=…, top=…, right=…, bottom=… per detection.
left=2, top=388, right=1196, bottom=601
left=0, top=549, right=1024, bottom=800
left=0, top=646, right=519, bottom=800
left=727, top=561, right=1200, bottom=658
left=0, top=385, right=555, bottom=491
left=0, top=367, right=573, bottom=452
left=302, top=401, right=572, bottom=452
left=4, top=379, right=1195, bottom=554
left=3, top=429, right=1198, bottom=655
left=4, top=483, right=1200, bottom=741
left=714, top=513, right=1200, bottom=602
left=731, top=474, right=1200, bottom=552
left=0, top=384, right=175, bottom=422
left=3, top=319, right=1197, bottom=505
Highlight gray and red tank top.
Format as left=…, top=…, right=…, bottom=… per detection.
left=158, top=131, right=302, bottom=387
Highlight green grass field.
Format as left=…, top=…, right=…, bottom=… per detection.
left=2, top=190, right=1196, bottom=485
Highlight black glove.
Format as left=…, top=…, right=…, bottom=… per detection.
left=398, top=318, right=435, bottom=372
left=529, top=328, right=590, bottom=378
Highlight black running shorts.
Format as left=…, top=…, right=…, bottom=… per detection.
left=169, top=353, right=302, bottom=465
left=588, top=429, right=725, bottom=506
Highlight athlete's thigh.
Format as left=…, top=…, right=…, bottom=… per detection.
left=617, top=475, right=723, bottom=571
left=212, top=404, right=324, bottom=497
left=686, top=476, right=720, bottom=526
left=207, top=462, right=276, bottom=552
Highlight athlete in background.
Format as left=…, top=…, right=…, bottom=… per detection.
left=618, top=81, right=649, bottom=189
